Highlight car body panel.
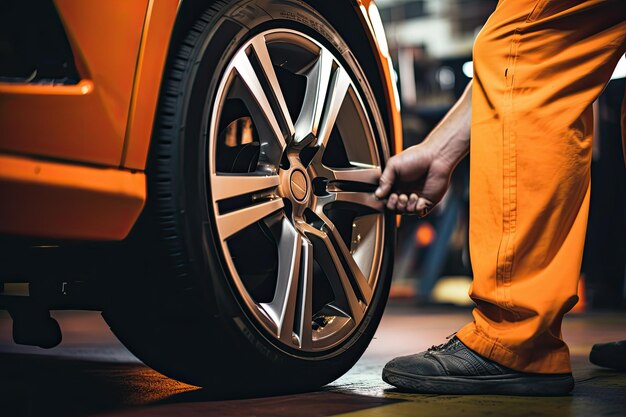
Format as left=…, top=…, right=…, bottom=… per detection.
left=122, top=0, right=180, bottom=170
left=0, top=0, right=149, bottom=167
left=0, top=154, right=145, bottom=240
left=0, top=0, right=400, bottom=241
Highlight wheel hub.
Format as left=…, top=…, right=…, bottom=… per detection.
left=289, top=169, right=308, bottom=202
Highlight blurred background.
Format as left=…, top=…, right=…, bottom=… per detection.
left=380, top=0, right=626, bottom=311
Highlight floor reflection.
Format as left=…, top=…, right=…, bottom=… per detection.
left=0, top=307, right=624, bottom=417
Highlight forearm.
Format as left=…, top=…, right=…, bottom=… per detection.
left=423, top=80, right=472, bottom=168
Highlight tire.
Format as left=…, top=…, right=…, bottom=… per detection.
left=103, top=0, right=395, bottom=394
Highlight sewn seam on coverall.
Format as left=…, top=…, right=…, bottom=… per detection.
left=496, top=0, right=549, bottom=317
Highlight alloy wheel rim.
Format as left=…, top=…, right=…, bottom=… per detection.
left=208, top=29, right=387, bottom=352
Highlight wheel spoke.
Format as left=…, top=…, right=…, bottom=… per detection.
left=314, top=178, right=384, bottom=215
left=231, top=43, right=292, bottom=153
left=314, top=211, right=373, bottom=302
left=310, top=162, right=381, bottom=189
left=299, top=222, right=365, bottom=323
left=212, top=174, right=280, bottom=201
left=297, top=237, right=314, bottom=350
left=216, top=198, right=284, bottom=239
left=294, top=47, right=334, bottom=144
left=326, top=166, right=381, bottom=185
left=261, top=219, right=302, bottom=343
left=316, top=66, right=351, bottom=149
left=250, top=36, right=295, bottom=139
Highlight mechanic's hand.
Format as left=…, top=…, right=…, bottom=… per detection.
left=375, top=143, right=453, bottom=216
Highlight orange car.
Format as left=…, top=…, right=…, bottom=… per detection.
left=0, top=0, right=401, bottom=391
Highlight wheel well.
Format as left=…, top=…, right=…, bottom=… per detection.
left=170, top=0, right=394, bottom=146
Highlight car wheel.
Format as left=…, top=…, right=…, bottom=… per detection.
left=103, top=0, right=395, bottom=393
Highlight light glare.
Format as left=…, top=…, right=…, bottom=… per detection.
left=462, top=61, right=473, bottom=78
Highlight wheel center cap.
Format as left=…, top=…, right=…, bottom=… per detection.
left=290, top=169, right=308, bottom=202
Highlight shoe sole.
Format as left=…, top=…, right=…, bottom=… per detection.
left=382, top=368, right=574, bottom=396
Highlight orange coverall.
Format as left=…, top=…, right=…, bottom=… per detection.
left=455, top=0, right=626, bottom=373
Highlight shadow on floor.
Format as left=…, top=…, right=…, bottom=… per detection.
left=1, top=309, right=625, bottom=417
left=0, top=352, right=397, bottom=417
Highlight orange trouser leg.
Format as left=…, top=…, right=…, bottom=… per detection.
left=456, top=0, right=626, bottom=373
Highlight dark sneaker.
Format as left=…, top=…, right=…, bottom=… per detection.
left=589, top=340, right=626, bottom=371
left=382, top=336, right=574, bottom=396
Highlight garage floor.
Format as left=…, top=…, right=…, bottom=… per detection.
left=1, top=303, right=624, bottom=417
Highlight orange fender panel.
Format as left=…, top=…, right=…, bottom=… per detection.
left=0, top=154, right=146, bottom=240
left=0, top=0, right=149, bottom=166
left=123, top=0, right=180, bottom=170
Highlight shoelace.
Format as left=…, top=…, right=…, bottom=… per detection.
left=427, top=332, right=458, bottom=352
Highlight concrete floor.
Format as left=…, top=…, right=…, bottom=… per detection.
left=0, top=303, right=624, bottom=417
